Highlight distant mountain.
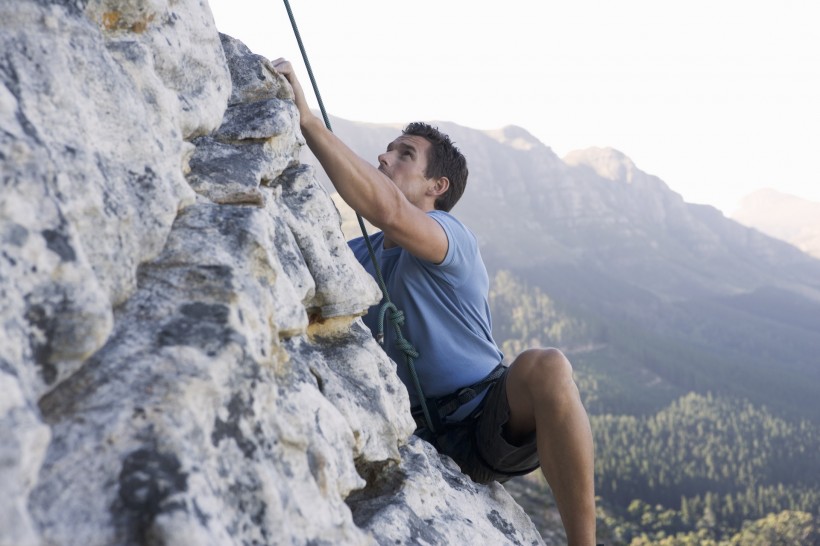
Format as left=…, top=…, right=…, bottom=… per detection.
left=732, top=188, right=820, bottom=259
left=303, top=117, right=820, bottom=422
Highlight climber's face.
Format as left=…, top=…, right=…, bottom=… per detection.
left=377, top=135, right=436, bottom=209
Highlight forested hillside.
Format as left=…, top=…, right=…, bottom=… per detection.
left=489, top=268, right=820, bottom=543
left=593, top=393, right=819, bottom=543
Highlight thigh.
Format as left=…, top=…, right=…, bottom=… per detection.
left=471, top=369, right=540, bottom=482
left=504, top=348, right=571, bottom=440
left=422, top=368, right=541, bottom=484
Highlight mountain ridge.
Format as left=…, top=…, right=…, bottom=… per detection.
left=732, top=188, right=820, bottom=259
left=310, top=117, right=820, bottom=300
left=307, top=116, right=820, bottom=423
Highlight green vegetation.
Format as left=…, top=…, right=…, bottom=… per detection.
left=488, top=269, right=595, bottom=357
left=626, top=510, right=817, bottom=545
left=490, top=266, right=820, bottom=421
left=594, top=393, right=819, bottom=544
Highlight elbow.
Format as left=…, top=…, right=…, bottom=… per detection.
left=371, top=208, right=398, bottom=232
left=365, top=191, right=405, bottom=231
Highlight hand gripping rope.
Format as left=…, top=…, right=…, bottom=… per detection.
left=282, top=0, right=437, bottom=434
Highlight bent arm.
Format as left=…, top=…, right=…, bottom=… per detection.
left=273, top=59, right=448, bottom=264
left=300, top=115, right=403, bottom=229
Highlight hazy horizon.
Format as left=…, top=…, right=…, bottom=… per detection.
left=208, top=0, right=820, bottom=216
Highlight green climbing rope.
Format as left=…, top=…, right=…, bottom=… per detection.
left=282, top=0, right=437, bottom=434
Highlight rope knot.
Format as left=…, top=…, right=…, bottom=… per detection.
left=375, top=302, right=418, bottom=357
left=377, top=301, right=399, bottom=344
left=389, top=309, right=405, bottom=326
left=395, top=338, right=419, bottom=359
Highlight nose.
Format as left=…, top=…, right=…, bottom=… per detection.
left=377, top=151, right=391, bottom=167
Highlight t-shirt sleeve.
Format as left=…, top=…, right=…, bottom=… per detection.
left=426, top=211, right=477, bottom=284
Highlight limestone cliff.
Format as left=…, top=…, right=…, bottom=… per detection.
left=0, top=1, right=543, bottom=545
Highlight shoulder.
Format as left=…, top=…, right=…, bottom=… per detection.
left=428, top=210, right=476, bottom=246
left=426, top=211, right=478, bottom=269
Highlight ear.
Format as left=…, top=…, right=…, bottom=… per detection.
left=428, top=176, right=450, bottom=198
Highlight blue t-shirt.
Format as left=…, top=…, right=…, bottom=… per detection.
left=348, top=210, right=503, bottom=421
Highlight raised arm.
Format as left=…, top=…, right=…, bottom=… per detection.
left=272, top=59, right=448, bottom=264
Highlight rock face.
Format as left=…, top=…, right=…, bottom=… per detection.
left=0, top=2, right=543, bottom=545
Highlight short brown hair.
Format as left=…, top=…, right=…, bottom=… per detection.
left=403, top=122, right=468, bottom=212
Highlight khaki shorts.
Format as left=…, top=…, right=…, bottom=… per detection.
left=418, top=367, right=541, bottom=484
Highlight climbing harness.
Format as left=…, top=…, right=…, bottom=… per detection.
left=282, top=0, right=436, bottom=433
left=412, top=363, right=506, bottom=434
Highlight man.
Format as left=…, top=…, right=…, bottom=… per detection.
left=274, top=59, right=597, bottom=546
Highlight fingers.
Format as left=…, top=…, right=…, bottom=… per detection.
left=271, top=57, right=295, bottom=82
left=272, top=58, right=292, bottom=76
left=272, top=58, right=299, bottom=92
left=270, top=58, right=313, bottom=125
left=271, top=57, right=298, bottom=95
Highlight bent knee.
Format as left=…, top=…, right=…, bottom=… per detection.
left=512, top=348, right=575, bottom=387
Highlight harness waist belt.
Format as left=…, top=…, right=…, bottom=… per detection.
left=411, top=363, right=506, bottom=427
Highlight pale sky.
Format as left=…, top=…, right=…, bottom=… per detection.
left=208, top=0, right=820, bottom=215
